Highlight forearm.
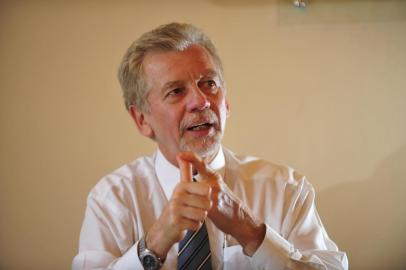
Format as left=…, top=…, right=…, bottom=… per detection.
left=249, top=224, right=348, bottom=270
left=145, top=220, right=179, bottom=260
left=228, top=203, right=266, bottom=256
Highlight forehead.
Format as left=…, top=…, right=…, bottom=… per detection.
left=142, top=45, right=218, bottom=89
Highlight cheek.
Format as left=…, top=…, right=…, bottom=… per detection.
left=166, top=111, right=180, bottom=125
left=218, top=102, right=229, bottom=130
left=148, top=100, right=185, bottom=136
left=215, top=97, right=228, bottom=118
left=157, top=110, right=182, bottom=134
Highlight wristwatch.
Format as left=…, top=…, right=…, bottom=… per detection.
left=138, top=235, right=164, bottom=270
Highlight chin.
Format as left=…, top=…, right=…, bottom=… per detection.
left=180, top=136, right=221, bottom=159
left=194, top=144, right=219, bottom=160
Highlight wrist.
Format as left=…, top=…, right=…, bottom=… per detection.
left=236, top=222, right=266, bottom=257
left=229, top=203, right=266, bottom=256
left=145, top=230, right=169, bottom=260
left=138, top=235, right=165, bottom=270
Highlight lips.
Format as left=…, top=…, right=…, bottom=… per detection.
left=187, top=122, right=214, bottom=131
left=180, top=110, right=219, bottom=136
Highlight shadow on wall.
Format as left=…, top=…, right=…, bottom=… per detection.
left=207, top=0, right=406, bottom=24
left=317, top=145, right=406, bottom=270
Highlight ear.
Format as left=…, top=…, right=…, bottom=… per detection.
left=128, top=105, right=155, bottom=139
left=225, top=98, right=231, bottom=118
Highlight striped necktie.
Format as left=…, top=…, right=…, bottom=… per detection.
left=177, top=221, right=212, bottom=270
left=177, top=176, right=211, bottom=269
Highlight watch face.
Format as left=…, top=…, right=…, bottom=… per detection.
left=142, top=254, right=158, bottom=270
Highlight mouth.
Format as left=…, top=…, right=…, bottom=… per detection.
left=187, top=122, right=214, bottom=131
left=180, top=110, right=219, bottom=137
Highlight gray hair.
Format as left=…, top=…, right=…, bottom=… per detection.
left=117, top=22, right=224, bottom=112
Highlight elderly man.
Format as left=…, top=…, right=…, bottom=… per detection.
left=72, top=23, right=348, bottom=270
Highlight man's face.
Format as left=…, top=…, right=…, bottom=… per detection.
left=138, top=45, right=229, bottom=165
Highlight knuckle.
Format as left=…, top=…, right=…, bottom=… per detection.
left=192, top=222, right=200, bottom=231
left=173, top=215, right=182, bottom=225
left=206, top=199, right=213, bottom=209
left=176, top=182, right=187, bottom=190
left=201, top=210, right=208, bottom=219
left=202, top=208, right=209, bottom=217
left=168, top=201, right=179, bottom=212
left=205, top=185, right=212, bottom=195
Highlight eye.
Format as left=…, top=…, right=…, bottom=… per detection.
left=200, top=79, right=219, bottom=92
left=206, top=80, right=217, bottom=88
left=165, top=88, right=184, bottom=98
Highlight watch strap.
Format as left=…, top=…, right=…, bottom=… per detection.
left=138, top=235, right=164, bottom=269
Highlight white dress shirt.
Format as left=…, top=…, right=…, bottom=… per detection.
left=72, top=147, right=348, bottom=270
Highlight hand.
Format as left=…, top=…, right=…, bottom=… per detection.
left=145, top=153, right=212, bottom=259
left=179, top=151, right=266, bottom=256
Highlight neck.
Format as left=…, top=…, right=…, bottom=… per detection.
left=161, top=146, right=220, bottom=169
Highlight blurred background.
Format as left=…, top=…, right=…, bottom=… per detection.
left=1, top=0, right=405, bottom=269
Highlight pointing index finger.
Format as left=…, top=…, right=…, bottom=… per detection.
left=176, top=152, right=192, bottom=182
left=178, top=152, right=215, bottom=180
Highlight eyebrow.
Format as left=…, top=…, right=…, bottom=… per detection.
left=201, top=69, right=219, bottom=78
left=160, top=69, right=220, bottom=93
left=161, top=80, right=183, bottom=93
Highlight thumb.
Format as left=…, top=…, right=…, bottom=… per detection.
left=176, top=152, right=192, bottom=182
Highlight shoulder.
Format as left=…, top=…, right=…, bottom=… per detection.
left=87, top=154, right=156, bottom=204
left=223, top=148, right=313, bottom=191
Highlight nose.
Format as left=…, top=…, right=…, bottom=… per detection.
left=186, top=85, right=210, bottom=112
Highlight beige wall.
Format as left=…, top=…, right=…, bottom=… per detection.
left=1, top=1, right=405, bottom=269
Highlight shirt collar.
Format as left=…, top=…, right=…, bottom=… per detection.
left=154, top=147, right=225, bottom=200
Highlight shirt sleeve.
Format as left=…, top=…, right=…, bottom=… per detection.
left=72, top=190, right=144, bottom=270
left=72, top=243, right=142, bottom=270
left=249, top=178, right=348, bottom=270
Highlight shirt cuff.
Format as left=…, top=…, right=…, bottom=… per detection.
left=249, top=224, right=299, bottom=270
left=110, top=241, right=143, bottom=270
